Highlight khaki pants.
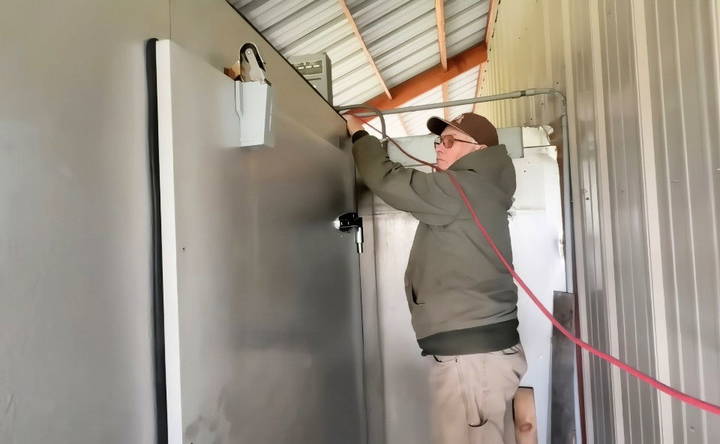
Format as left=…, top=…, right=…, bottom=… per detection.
left=428, top=344, right=527, bottom=444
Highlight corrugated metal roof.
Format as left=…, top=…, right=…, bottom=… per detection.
left=229, top=0, right=489, bottom=119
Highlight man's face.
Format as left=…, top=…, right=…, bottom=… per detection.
left=435, top=126, right=487, bottom=170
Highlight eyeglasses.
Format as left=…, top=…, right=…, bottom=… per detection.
left=433, top=134, right=483, bottom=149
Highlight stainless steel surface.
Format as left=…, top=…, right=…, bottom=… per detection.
left=477, top=0, right=720, bottom=442
left=0, top=1, right=168, bottom=443
left=165, top=2, right=366, bottom=441
left=372, top=208, right=431, bottom=444
left=356, top=184, right=386, bottom=444
left=228, top=0, right=489, bottom=106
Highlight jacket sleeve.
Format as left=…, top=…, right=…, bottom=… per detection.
left=352, top=133, right=462, bottom=225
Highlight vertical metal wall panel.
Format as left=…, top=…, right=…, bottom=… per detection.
left=357, top=187, right=386, bottom=444
left=642, top=0, right=720, bottom=442
left=478, top=0, right=720, bottom=442
left=566, top=1, right=618, bottom=441
left=597, top=0, right=660, bottom=442
left=0, top=1, right=168, bottom=443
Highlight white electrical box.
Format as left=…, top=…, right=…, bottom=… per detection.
left=234, top=81, right=273, bottom=148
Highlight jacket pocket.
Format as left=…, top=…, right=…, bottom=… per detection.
left=404, top=278, right=424, bottom=306
left=411, top=286, right=424, bottom=305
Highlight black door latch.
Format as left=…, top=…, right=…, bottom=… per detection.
left=334, top=212, right=364, bottom=253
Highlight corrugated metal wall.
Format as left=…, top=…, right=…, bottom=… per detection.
left=642, top=1, right=720, bottom=442
left=476, top=0, right=720, bottom=443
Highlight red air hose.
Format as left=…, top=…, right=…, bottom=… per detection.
left=351, top=114, right=720, bottom=416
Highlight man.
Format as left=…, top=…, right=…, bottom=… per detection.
left=346, top=112, right=527, bottom=444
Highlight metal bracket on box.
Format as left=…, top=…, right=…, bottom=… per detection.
left=234, top=81, right=274, bottom=148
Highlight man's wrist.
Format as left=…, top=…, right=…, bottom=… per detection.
left=351, top=130, right=369, bottom=143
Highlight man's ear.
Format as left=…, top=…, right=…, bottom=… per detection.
left=476, top=144, right=488, bottom=151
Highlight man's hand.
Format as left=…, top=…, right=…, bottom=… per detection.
left=344, top=114, right=365, bottom=136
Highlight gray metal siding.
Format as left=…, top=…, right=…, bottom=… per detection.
left=643, top=0, right=720, bottom=442
left=474, top=1, right=622, bottom=439
left=566, top=1, right=617, bottom=441
left=476, top=0, right=720, bottom=442
left=598, top=0, right=659, bottom=442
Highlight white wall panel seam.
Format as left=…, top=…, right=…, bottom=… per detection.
left=628, top=0, right=674, bottom=441
left=155, top=40, right=183, bottom=444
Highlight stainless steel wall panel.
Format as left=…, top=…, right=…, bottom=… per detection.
left=2, top=0, right=366, bottom=443
left=163, top=2, right=366, bottom=442
left=0, top=1, right=168, bottom=443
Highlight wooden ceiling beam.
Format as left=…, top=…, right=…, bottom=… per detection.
left=364, top=42, right=487, bottom=111
left=442, top=82, right=450, bottom=119
left=484, top=0, right=499, bottom=43
left=338, top=0, right=392, bottom=99
left=472, top=61, right=488, bottom=113
left=435, top=0, right=448, bottom=70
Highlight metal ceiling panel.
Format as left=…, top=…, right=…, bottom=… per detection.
left=229, top=0, right=489, bottom=106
